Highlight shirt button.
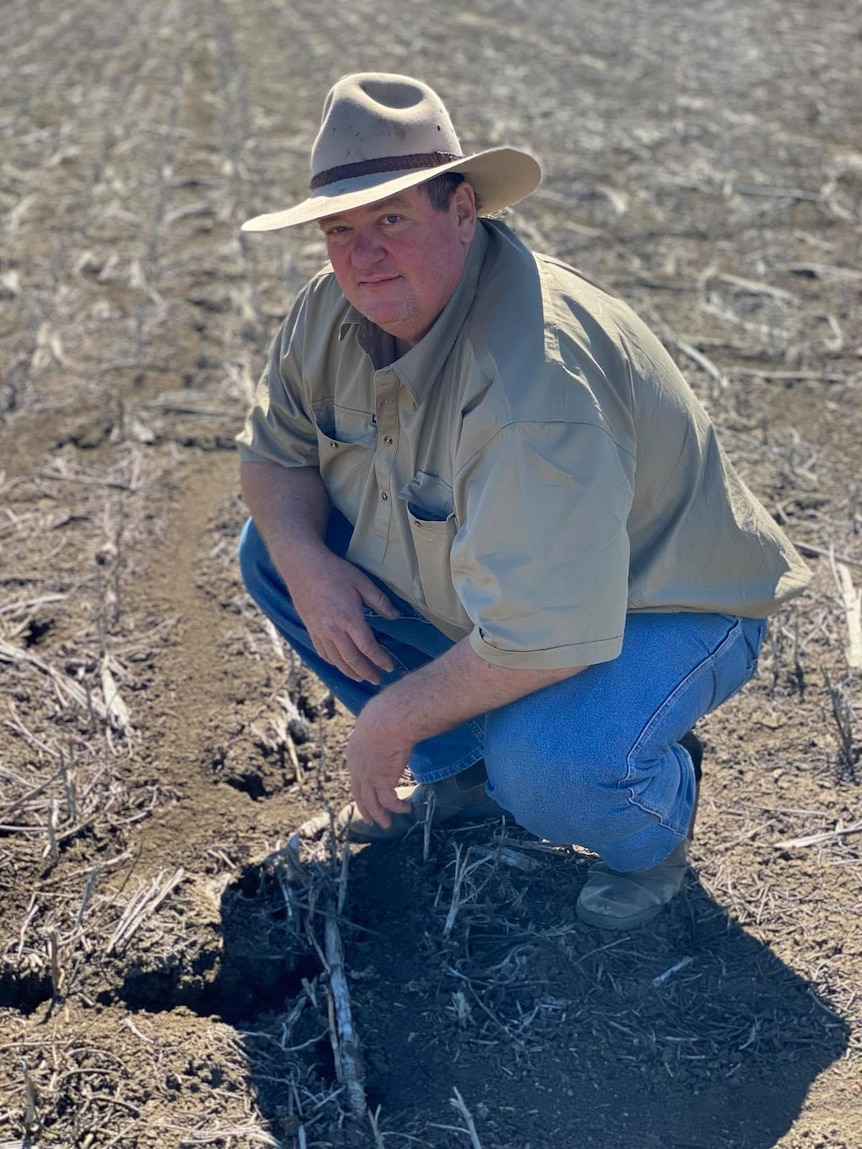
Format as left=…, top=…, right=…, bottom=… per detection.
left=383, top=435, right=393, bottom=445
left=381, top=492, right=389, bottom=501
left=329, top=440, right=338, bottom=448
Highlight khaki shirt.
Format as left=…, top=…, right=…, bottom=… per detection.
left=237, top=221, right=810, bottom=669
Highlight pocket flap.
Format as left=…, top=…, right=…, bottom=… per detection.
left=398, top=471, right=454, bottom=523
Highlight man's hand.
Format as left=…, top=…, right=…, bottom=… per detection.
left=241, top=462, right=399, bottom=683
left=288, top=553, right=401, bottom=683
left=346, top=698, right=414, bottom=826
left=343, top=639, right=587, bottom=827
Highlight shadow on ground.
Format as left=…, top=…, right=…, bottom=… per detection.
left=216, top=828, right=850, bottom=1149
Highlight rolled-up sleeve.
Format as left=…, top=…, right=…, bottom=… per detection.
left=452, top=420, right=635, bottom=669
left=236, top=301, right=319, bottom=468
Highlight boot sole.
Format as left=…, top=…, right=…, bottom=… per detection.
left=575, top=899, right=668, bottom=930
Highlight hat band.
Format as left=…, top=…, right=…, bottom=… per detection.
left=310, top=150, right=463, bottom=191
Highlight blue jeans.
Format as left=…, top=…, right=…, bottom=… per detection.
left=239, top=514, right=766, bottom=872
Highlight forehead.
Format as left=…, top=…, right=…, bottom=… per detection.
left=318, top=188, right=425, bottom=228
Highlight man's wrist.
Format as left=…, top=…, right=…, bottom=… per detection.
left=270, top=537, right=335, bottom=589
left=360, top=689, right=417, bottom=749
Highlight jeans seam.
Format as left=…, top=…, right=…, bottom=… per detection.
left=362, top=605, right=428, bottom=623
left=386, top=651, right=413, bottom=677
left=623, top=617, right=744, bottom=834
left=413, top=747, right=486, bottom=784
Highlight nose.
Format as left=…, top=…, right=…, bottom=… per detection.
left=349, top=227, right=385, bottom=270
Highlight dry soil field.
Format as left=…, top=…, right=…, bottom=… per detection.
left=1, top=0, right=861, bottom=1146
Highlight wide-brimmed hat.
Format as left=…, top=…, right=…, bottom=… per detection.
left=241, top=73, right=542, bottom=231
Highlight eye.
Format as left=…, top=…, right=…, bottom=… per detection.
left=381, top=213, right=402, bottom=226
left=322, top=223, right=348, bottom=238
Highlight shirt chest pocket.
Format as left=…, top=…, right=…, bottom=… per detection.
left=399, top=473, right=472, bottom=631
left=312, top=400, right=375, bottom=498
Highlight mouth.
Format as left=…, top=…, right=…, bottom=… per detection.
left=358, top=275, right=400, bottom=287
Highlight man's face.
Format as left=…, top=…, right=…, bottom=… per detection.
left=319, top=182, right=477, bottom=349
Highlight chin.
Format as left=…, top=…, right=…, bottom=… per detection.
left=367, top=306, right=421, bottom=336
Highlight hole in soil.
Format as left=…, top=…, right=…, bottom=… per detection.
left=116, top=866, right=321, bottom=1026
left=0, top=963, right=54, bottom=1014
left=312, top=1033, right=337, bottom=1087
left=118, top=948, right=320, bottom=1026
left=211, top=752, right=295, bottom=799
left=223, top=771, right=266, bottom=800
left=21, top=615, right=54, bottom=647
left=216, top=949, right=320, bottom=1027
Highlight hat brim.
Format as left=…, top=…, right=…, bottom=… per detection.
left=240, top=147, right=542, bottom=231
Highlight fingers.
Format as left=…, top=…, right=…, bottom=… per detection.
left=296, top=564, right=399, bottom=681
left=346, top=708, right=415, bottom=828
left=351, top=625, right=395, bottom=674
left=313, top=618, right=394, bottom=683
left=358, top=579, right=400, bottom=621
left=324, top=628, right=393, bottom=683
left=353, top=788, right=390, bottom=828
left=353, top=781, right=412, bottom=827
left=317, top=635, right=381, bottom=683
left=385, top=790, right=413, bottom=815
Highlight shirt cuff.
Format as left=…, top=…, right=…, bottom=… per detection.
left=468, top=626, right=623, bottom=670
left=235, top=439, right=318, bottom=467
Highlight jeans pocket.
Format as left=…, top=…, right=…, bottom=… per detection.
left=702, top=616, right=757, bottom=713
left=743, top=618, right=768, bottom=676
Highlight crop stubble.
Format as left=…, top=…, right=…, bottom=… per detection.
left=1, top=0, right=860, bottom=1145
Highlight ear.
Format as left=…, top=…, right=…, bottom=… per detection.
left=453, top=181, right=477, bottom=244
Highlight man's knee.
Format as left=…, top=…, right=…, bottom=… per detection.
left=485, top=711, right=625, bottom=843
left=485, top=701, right=696, bottom=868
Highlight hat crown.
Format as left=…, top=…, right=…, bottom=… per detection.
left=311, top=74, right=463, bottom=181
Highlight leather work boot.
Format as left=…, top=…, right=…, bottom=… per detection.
left=575, top=731, right=703, bottom=930
left=340, top=759, right=505, bottom=843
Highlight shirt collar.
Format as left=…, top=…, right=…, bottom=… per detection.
left=338, top=222, right=491, bottom=405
